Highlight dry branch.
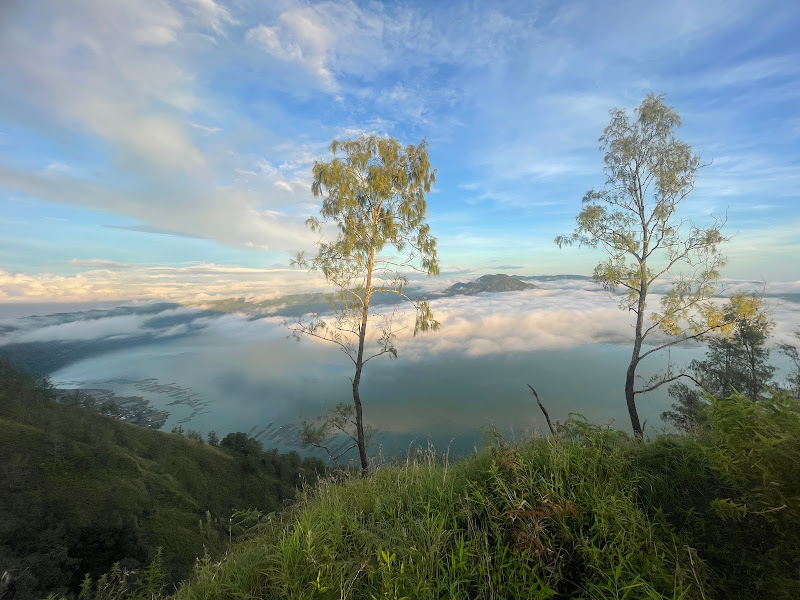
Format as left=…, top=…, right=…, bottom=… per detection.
left=528, top=384, right=556, bottom=436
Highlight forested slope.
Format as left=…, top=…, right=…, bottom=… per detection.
left=0, top=361, right=324, bottom=600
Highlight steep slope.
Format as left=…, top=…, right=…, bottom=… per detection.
left=0, top=362, right=324, bottom=600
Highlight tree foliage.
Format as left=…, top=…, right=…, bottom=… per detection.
left=706, top=293, right=775, bottom=401
left=700, top=391, right=800, bottom=521
left=779, top=329, right=800, bottom=398
left=289, top=134, right=440, bottom=472
left=556, top=93, right=729, bottom=436
left=663, top=293, right=776, bottom=431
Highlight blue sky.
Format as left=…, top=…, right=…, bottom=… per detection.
left=1, top=0, right=799, bottom=302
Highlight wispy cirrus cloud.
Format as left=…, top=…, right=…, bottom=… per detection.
left=0, top=164, right=316, bottom=251
left=245, top=1, right=385, bottom=90
left=0, top=0, right=207, bottom=171
left=182, top=0, right=238, bottom=36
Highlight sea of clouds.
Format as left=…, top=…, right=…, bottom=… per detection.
left=2, top=278, right=798, bottom=358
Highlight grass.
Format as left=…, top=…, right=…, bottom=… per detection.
left=173, top=423, right=701, bottom=599
left=170, top=397, right=800, bottom=600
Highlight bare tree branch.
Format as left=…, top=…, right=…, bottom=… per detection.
left=528, top=384, right=556, bottom=436
left=634, top=372, right=703, bottom=395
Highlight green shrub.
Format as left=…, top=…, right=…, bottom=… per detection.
left=695, top=391, right=800, bottom=598
left=0, top=362, right=325, bottom=600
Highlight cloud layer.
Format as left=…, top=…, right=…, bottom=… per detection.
left=0, top=263, right=325, bottom=302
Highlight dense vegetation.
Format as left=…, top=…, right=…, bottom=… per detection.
left=80, top=389, right=794, bottom=600
left=0, top=361, right=325, bottom=600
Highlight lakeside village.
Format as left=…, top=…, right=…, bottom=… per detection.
left=54, top=387, right=169, bottom=429
left=51, top=384, right=309, bottom=448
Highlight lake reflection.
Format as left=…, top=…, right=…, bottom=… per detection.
left=51, top=320, right=705, bottom=460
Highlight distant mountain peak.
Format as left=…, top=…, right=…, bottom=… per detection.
left=441, top=274, right=535, bottom=297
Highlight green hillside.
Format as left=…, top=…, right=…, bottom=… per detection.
left=4, top=359, right=800, bottom=599
left=167, top=395, right=799, bottom=600
left=0, top=361, right=325, bottom=600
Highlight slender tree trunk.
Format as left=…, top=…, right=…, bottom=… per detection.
left=352, top=358, right=368, bottom=474
left=626, top=185, right=647, bottom=438
left=625, top=347, right=643, bottom=437
left=625, top=268, right=645, bottom=439
left=626, top=207, right=648, bottom=438
left=626, top=303, right=645, bottom=436
left=351, top=249, right=375, bottom=475
left=745, top=341, right=758, bottom=400
left=724, top=350, right=733, bottom=397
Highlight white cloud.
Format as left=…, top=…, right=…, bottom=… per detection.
left=694, top=152, right=800, bottom=199
left=414, top=289, right=629, bottom=356
left=190, top=121, right=221, bottom=134
left=711, top=55, right=800, bottom=87
left=1, top=306, right=196, bottom=344
left=154, top=323, right=190, bottom=338
left=68, top=258, right=137, bottom=269
left=284, top=283, right=634, bottom=358
left=346, top=282, right=800, bottom=358
left=8, top=315, right=145, bottom=343
left=182, top=0, right=238, bottom=36
left=2, top=280, right=798, bottom=374
left=0, top=164, right=316, bottom=252
left=246, top=1, right=386, bottom=90
left=247, top=24, right=305, bottom=60
left=0, top=263, right=326, bottom=303
left=132, top=23, right=180, bottom=46
left=0, top=0, right=206, bottom=172
left=0, top=0, right=341, bottom=255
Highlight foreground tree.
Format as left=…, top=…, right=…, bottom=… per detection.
left=290, top=134, right=440, bottom=473
left=663, top=292, right=776, bottom=431
left=723, top=292, right=776, bottom=401
left=556, top=93, right=729, bottom=437
left=779, top=329, right=800, bottom=398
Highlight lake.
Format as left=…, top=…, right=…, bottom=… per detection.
left=8, top=282, right=795, bottom=462
left=49, top=318, right=705, bottom=459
